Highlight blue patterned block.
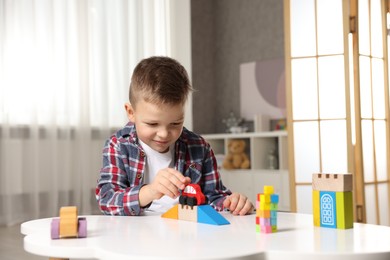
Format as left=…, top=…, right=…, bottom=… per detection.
left=320, top=191, right=337, bottom=228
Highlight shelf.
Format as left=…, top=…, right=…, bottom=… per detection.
left=202, top=131, right=290, bottom=211
left=202, top=131, right=288, bottom=171
left=202, top=131, right=287, bottom=139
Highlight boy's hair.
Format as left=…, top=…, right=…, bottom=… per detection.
left=129, top=56, right=193, bottom=106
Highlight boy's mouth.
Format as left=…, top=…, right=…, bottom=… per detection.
left=154, top=140, right=169, bottom=145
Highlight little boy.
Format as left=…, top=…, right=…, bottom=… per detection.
left=96, top=56, right=253, bottom=216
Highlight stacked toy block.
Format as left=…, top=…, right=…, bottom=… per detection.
left=312, top=173, right=353, bottom=229
left=256, top=185, right=279, bottom=233
left=161, top=204, right=230, bottom=225
left=51, top=206, right=87, bottom=240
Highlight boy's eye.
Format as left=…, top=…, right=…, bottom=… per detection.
left=171, top=122, right=184, bottom=127
left=146, top=123, right=158, bottom=126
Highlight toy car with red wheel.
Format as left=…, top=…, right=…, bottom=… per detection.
left=179, top=183, right=206, bottom=208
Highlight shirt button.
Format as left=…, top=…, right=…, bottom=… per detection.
left=190, top=163, right=195, bottom=168
left=140, top=152, right=145, bottom=157
left=136, top=173, right=142, bottom=179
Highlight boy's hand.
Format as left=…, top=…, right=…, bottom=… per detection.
left=151, top=168, right=191, bottom=198
left=223, top=192, right=254, bottom=216
left=139, top=168, right=191, bottom=207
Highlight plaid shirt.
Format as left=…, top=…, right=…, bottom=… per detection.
left=96, top=122, right=231, bottom=216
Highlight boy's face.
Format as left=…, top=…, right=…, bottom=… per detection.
left=125, top=99, right=185, bottom=153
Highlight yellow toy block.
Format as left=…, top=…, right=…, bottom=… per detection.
left=260, top=194, right=271, bottom=203
left=336, top=191, right=353, bottom=229
left=59, top=206, right=78, bottom=238
left=312, top=190, right=320, bottom=227
left=264, top=186, right=274, bottom=195
left=312, top=173, right=352, bottom=192
left=259, top=202, right=270, bottom=210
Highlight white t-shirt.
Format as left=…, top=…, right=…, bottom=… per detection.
left=139, top=140, right=179, bottom=213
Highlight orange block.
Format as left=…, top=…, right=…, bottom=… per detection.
left=59, top=206, right=78, bottom=238
left=260, top=210, right=271, bottom=218
left=161, top=204, right=179, bottom=219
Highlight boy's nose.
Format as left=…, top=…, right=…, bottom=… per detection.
left=157, top=127, right=169, bottom=138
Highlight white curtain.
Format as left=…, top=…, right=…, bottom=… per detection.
left=0, top=0, right=192, bottom=225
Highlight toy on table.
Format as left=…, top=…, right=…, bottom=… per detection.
left=162, top=183, right=230, bottom=225
left=312, top=173, right=353, bottom=229
left=179, top=183, right=205, bottom=208
left=51, top=206, right=87, bottom=239
left=222, top=139, right=250, bottom=170
left=256, top=185, right=279, bottom=233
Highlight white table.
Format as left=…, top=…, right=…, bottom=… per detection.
left=21, top=212, right=390, bottom=260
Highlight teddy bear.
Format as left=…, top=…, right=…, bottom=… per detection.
left=222, top=139, right=250, bottom=170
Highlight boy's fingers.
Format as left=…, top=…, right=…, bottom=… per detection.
left=240, top=202, right=254, bottom=215
left=165, top=168, right=191, bottom=189
left=224, top=193, right=254, bottom=215
left=223, top=196, right=230, bottom=207
left=183, top=177, right=191, bottom=185
left=166, top=168, right=187, bottom=181
left=155, top=180, right=179, bottom=198
left=238, top=200, right=253, bottom=215
left=227, top=195, right=239, bottom=212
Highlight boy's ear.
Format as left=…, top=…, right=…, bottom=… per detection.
left=124, top=102, right=135, bottom=122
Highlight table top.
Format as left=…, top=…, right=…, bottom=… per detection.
left=21, top=212, right=390, bottom=260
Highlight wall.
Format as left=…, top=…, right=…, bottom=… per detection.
left=191, top=0, right=285, bottom=134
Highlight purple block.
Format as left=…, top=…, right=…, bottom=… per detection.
left=260, top=218, right=271, bottom=226
left=78, top=217, right=87, bottom=238
left=51, top=218, right=60, bottom=239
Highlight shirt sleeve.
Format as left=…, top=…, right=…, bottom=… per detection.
left=201, top=143, right=232, bottom=211
left=95, top=136, right=144, bottom=216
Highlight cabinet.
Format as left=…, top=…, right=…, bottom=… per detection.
left=202, top=131, right=290, bottom=211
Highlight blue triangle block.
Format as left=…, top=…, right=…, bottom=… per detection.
left=197, top=205, right=230, bottom=225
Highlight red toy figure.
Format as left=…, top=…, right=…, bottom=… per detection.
left=179, top=183, right=206, bottom=208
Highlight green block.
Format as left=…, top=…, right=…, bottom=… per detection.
left=336, top=191, right=353, bottom=229
left=256, top=224, right=261, bottom=233
left=312, top=190, right=320, bottom=226
left=272, top=225, right=277, bottom=232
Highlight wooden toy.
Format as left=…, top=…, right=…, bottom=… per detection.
left=179, top=205, right=198, bottom=222
left=162, top=184, right=230, bottom=225
left=312, top=173, right=353, bottom=229
left=319, top=191, right=337, bottom=228
left=312, top=173, right=352, bottom=192
left=162, top=204, right=230, bottom=225
left=336, top=191, right=354, bottom=229
left=179, top=183, right=205, bottom=208
left=256, top=185, right=278, bottom=233
left=51, top=206, right=87, bottom=239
